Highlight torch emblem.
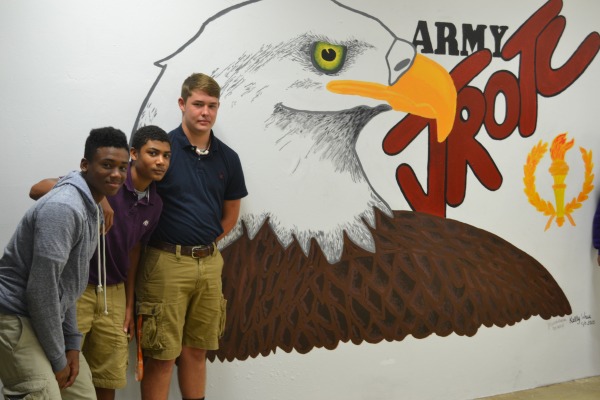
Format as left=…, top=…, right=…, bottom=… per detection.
left=524, top=133, right=594, bottom=231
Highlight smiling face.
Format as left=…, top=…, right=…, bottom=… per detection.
left=179, top=89, right=220, bottom=137
left=131, top=139, right=171, bottom=189
left=81, top=146, right=130, bottom=202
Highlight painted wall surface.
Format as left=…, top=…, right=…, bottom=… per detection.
left=1, top=1, right=599, bottom=399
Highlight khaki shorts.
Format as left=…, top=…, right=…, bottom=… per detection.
left=0, top=313, right=95, bottom=400
left=77, top=283, right=129, bottom=389
left=136, top=245, right=227, bottom=360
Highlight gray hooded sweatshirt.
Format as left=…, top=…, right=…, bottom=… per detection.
left=0, top=170, right=100, bottom=372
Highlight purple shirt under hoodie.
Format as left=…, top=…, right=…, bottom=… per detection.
left=89, top=163, right=162, bottom=286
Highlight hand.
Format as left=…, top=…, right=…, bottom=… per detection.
left=63, top=350, right=80, bottom=389
left=123, top=307, right=134, bottom=342
left=100, top=197, right=115, bottom=233
left=54, top=365, right=71, bottom=389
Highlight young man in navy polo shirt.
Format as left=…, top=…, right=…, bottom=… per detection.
left=30, top=125, right=172, bottom=400
left=136, top=73, right=247, bottom=400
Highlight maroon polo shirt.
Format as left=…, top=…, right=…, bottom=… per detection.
left=88, top=163, right=162, bottom=286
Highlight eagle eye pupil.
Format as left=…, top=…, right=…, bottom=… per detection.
left=311, top=42, right=346, bottom=74
left=322, top=48, right=337, bottom=62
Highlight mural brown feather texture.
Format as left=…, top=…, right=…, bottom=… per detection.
left=208, top=210, right=571, bottom=362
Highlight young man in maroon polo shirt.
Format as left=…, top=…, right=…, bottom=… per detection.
left=29, top=125, right=172, bottom=400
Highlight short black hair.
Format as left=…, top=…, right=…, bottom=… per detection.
left=84, top=127, right=129, bottom=160
left=131, top=125, right=170, bottom=150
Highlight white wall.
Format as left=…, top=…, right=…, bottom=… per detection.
left=1, top=1, right=599, bottom=399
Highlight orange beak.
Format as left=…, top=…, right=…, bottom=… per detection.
left=327, top=54, right=457, bottom=142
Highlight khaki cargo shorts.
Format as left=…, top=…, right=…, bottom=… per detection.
left=77, top=283, right=129, bottom=389
left=136, top=245, right=227, bottom=360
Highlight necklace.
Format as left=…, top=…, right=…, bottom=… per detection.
left=194, top=139, right=211, bottom=156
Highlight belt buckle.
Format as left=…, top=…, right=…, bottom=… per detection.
left=191, top=245, right=208, bottom=259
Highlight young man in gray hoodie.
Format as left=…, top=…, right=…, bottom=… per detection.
left=0, top=127, right=130, bottom=399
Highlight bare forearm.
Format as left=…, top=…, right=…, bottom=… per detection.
left=29, top=178, right=58, bottom=200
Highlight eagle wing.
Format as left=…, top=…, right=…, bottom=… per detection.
left=209, top=209, right=571, bottom=361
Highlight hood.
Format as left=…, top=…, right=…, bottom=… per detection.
left=55, top=170, right=103, bottom=224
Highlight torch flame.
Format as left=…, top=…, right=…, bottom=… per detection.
left=550, top=133, right=575, bottom=161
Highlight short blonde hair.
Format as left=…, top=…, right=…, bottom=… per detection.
left=181, top=73, right=221, bottom=101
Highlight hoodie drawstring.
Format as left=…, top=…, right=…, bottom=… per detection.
left=96, top=205, right=109, bottom=315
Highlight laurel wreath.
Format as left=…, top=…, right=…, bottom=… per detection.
left=523, top=140, right=594, bottom=230
left=564, top=147, right=595, bottom=217
left=523, top=141, right=554, bottom=215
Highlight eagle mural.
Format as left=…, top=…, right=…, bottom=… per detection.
left=134, top=0, right=571, bottom=361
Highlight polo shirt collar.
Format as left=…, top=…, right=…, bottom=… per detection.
left=174, top=124, right=220, bottom=154
left=123, top=163, right=136, bottom=193
left=123, top=162, right=157, bottom=205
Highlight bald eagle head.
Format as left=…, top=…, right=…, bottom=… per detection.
left=135, top=0, right=456, bottom=263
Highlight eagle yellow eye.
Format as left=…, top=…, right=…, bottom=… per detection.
left=311, top=41, right=347, bottom=74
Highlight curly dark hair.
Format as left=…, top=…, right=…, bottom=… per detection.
left=84, top=127, right=129, bottom=160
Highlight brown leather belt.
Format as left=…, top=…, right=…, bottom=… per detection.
left=149, top=239, right=215, bottom=259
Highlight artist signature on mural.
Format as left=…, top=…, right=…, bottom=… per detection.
left=548, top=312, right=595, bottom=330
left=569, top=312, right=595, bottom=327
left=547, top=318, right=566, bottom=331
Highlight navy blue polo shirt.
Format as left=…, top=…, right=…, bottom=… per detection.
left=152, top=125, right=247, bottom=246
